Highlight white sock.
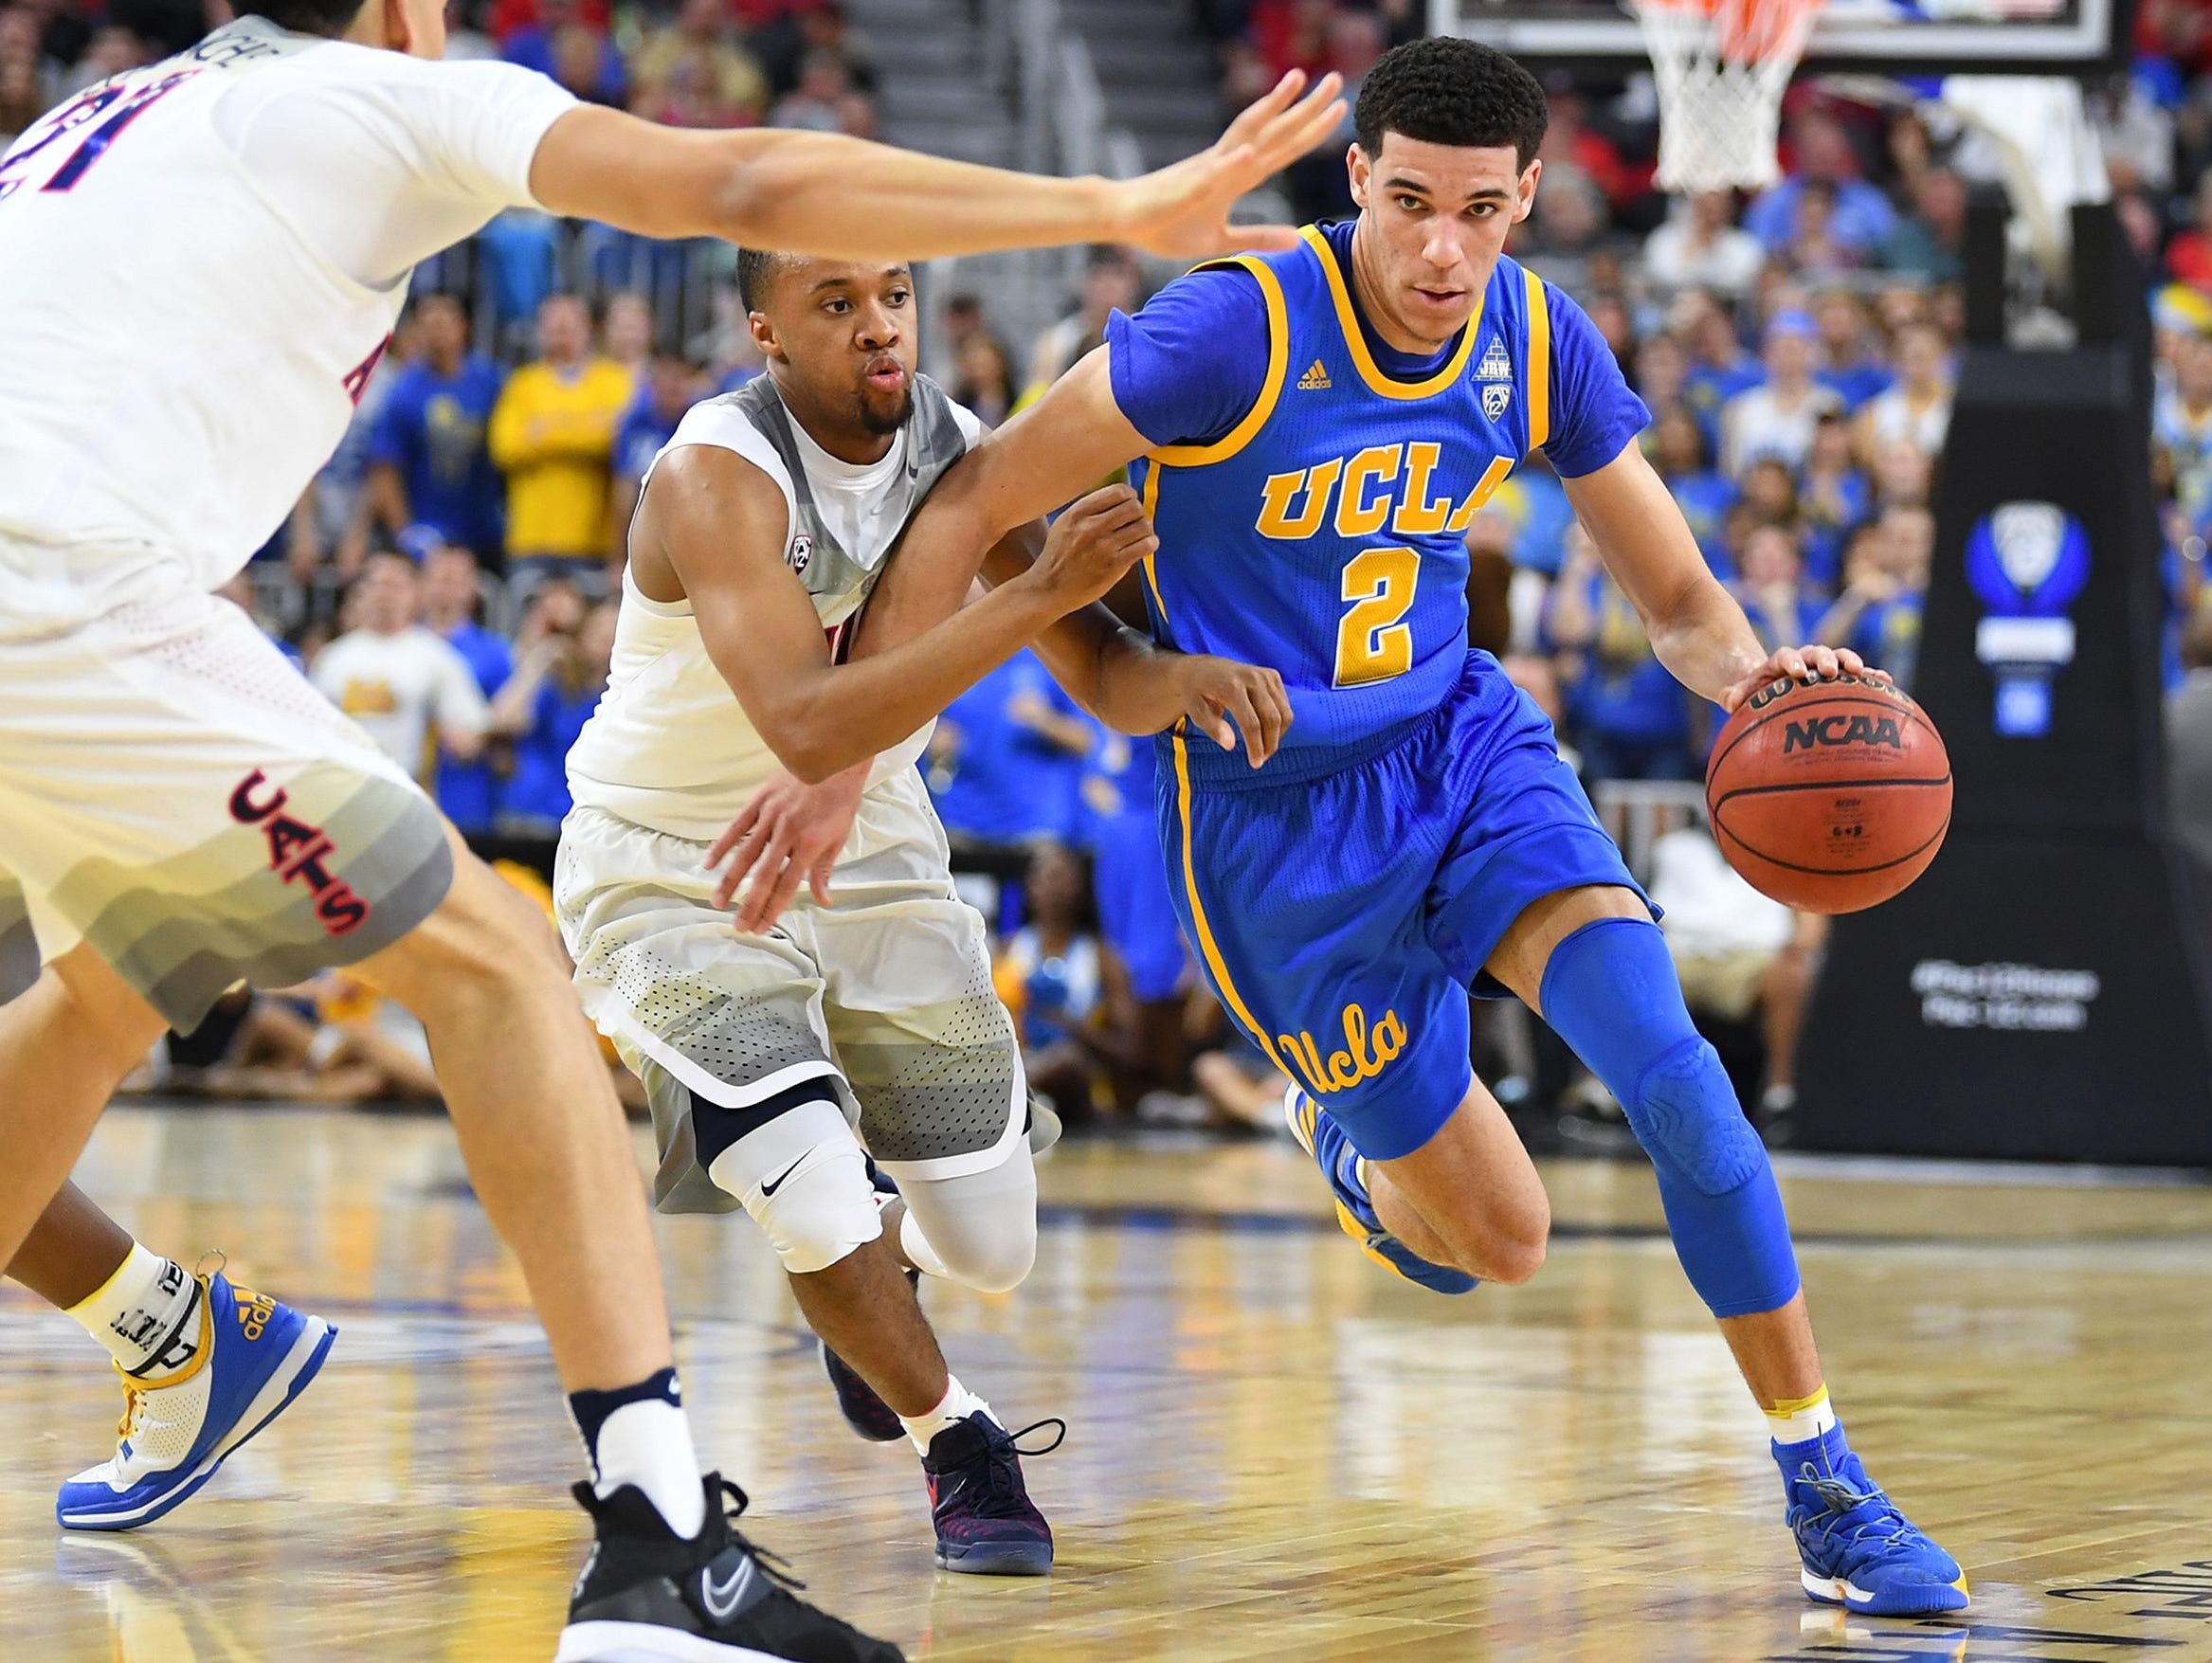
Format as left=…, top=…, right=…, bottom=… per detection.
left=900, top=1374, right=989, bottom=1455
left=66, top=1242, right=205, bottom=1382
left=593, top=1398, right=706, bottom=1537
left=1766, top=1387, right=1840, bottom=1448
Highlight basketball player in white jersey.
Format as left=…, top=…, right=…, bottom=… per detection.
left=554, top=247, right=1288, bottom=1578
left=0, top=0, right=1340, bottom=1644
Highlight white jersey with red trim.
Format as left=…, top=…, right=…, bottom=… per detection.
left=0, top=18, right=574, bottom=636
left=566, top=375, right=985, bottom=842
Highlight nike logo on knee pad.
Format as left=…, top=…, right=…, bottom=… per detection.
left=760, top=1157, right=806, bottom=1197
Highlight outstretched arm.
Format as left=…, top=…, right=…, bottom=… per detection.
left=977, top=518, right=1290, bottom=767
left=1563, top=442, right=1872, bottom=713
left=856, top=348, right=1154, bottom=663
left=530, top=71, right=1342, bottom=264
left=653, top=447, right=1154, bottom=781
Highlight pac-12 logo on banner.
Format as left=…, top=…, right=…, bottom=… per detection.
left=1964, top=501, right=2091, bottom=739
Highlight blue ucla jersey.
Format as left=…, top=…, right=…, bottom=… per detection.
left=1129, top=229, right=1574, bottom=754
left=1105, top=223, right=1657, bottom=1164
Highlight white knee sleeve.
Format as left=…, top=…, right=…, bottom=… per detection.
left=707, top=1100, right=881, bottom=1274
left=895, top=1144, right=1039, bottom=1294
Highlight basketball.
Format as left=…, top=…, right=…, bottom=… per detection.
left=1705, top=673, right=1952, bottom=913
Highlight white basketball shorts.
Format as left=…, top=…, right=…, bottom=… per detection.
left=554, top=766, right=1024, bottom=1210
left=0, top=590, right=452, bottom=1030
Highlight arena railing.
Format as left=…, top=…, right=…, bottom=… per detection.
left=1588, top=778, right=1709, bottom=885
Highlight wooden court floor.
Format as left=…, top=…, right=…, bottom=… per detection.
left=4, top=1106, right=2211, bottom=1663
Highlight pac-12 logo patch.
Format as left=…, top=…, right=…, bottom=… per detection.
left=788, top=533, right=812, bottom=574
left=1481, top=383, right=1513, bottom=421
left=1964, top=500, right=2090, bottom=738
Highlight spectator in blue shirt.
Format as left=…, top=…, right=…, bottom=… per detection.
left=1798, top=411, right=1872, bottom=591
left=1881, top=167, right=1967, bottom=282
left=929, top=650, right=1097, bottom=853
left=1819, top=506, right=1931, bottom=692
left=609, top=351, right=702, bottom=565
left=992, top=843, right=1106, bottom=1124
left=1733, top=520, right=1828, bottom=656
left=1633, top=329, right=1689, bottom=418
left=1814, top=289, right=1894, bottom=411
left=1642, top=405, right=1736, bottom=573
left=1078, top=726, right=1193, bottom=1111
left=369, top=293, right=506, bottom=564
left=928, top=650, right=1098, bottom=934
left=1548, top=525, right=1695, bottom=782
left=1679, top=293, right=1761, bottom=453
left=503, top=0, right=626, bottom=104
left=1495, top=453, right=1576, bottom=577
left=1743, top=108, right=1897, bottom=258
left=414, top=531, right=514, bottom=834
left=492, top=599, right=616, bottom=834
left=1739, top=457, right=1801, bottom=537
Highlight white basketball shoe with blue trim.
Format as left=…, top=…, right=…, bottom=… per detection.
left=57, top=1270, right=335, bottom=1530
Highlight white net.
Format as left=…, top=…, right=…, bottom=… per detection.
left=1633, top=0, right=1824, bottom=193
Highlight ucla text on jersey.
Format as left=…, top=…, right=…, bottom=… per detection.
left=1133, top=226, right=1556, bottom=754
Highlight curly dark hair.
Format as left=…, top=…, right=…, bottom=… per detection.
left=1352, top=37, right=1550, bottom=172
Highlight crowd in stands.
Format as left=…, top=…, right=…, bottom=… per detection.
left=2, top=0, right=880, bottom=145
left=15, top=0, right=2212, bottom=1130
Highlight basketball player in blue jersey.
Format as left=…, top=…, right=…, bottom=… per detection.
left=865, top=36, right=1968, bottom=1619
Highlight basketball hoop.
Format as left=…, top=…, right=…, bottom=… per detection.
left=1631, top=0, right=1825, bottom=193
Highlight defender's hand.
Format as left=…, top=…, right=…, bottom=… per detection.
left=1167, top=653, right=1293, bottom=768
left=1024, top=485, right=1159, bottom=614
left=1717, top=643, right=1886, bottom=714
left=1107, top=71, right=1345, bottom=258
left=706, top=764, right=869, bottom=931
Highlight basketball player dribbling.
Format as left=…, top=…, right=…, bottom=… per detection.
left=0, top=0, right=1340, bottom=1652
left=867, top=36, right=1968, bottom=1618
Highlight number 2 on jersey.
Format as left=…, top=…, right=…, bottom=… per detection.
left=0, top=72, right=195, bottom=203
left=1334, top=546, right=1420, bottom=687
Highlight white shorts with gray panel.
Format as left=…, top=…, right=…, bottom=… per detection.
left=553, top=767, right=1025, bottom=1213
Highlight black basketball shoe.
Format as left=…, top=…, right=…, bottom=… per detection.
left=921, top=1413, right=1063, bottom=1576
left=556, top=1473, right=904, bottom=1662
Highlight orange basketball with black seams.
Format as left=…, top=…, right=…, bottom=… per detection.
left=1704, top=674, right=1952, bottom=914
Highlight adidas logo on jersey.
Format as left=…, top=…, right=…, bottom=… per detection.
left=1476, top=339, right=1513, bottom=383
left=1296, top=359, right=1332, bottom=391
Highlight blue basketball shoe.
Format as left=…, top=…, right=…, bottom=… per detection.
left=922, top=1412, right=1061, bottom=1576
left=57, top=1270, right=335, bottom=1530
left=1282, top=1085, right=1477, bottom=1295
left=1779, top=1426, right=1969, bottom=1616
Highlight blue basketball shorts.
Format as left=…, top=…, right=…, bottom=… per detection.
left=1090, top=806, right=1189, bottom=1003
left=1155, top=650, right=1652, bottom=1161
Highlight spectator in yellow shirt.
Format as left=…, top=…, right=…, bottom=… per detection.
left=487, top=294, right=634, bottom=572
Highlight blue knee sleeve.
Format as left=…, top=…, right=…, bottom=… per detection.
left=1538, top=916, right=1800, bottom=1318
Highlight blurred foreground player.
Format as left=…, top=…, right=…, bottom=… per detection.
left=873, top=37, right=1967, bottom=1618
left=557, top=249, right=1286, bottom=1573
left=0, top=0, right=1339, bottom=1650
